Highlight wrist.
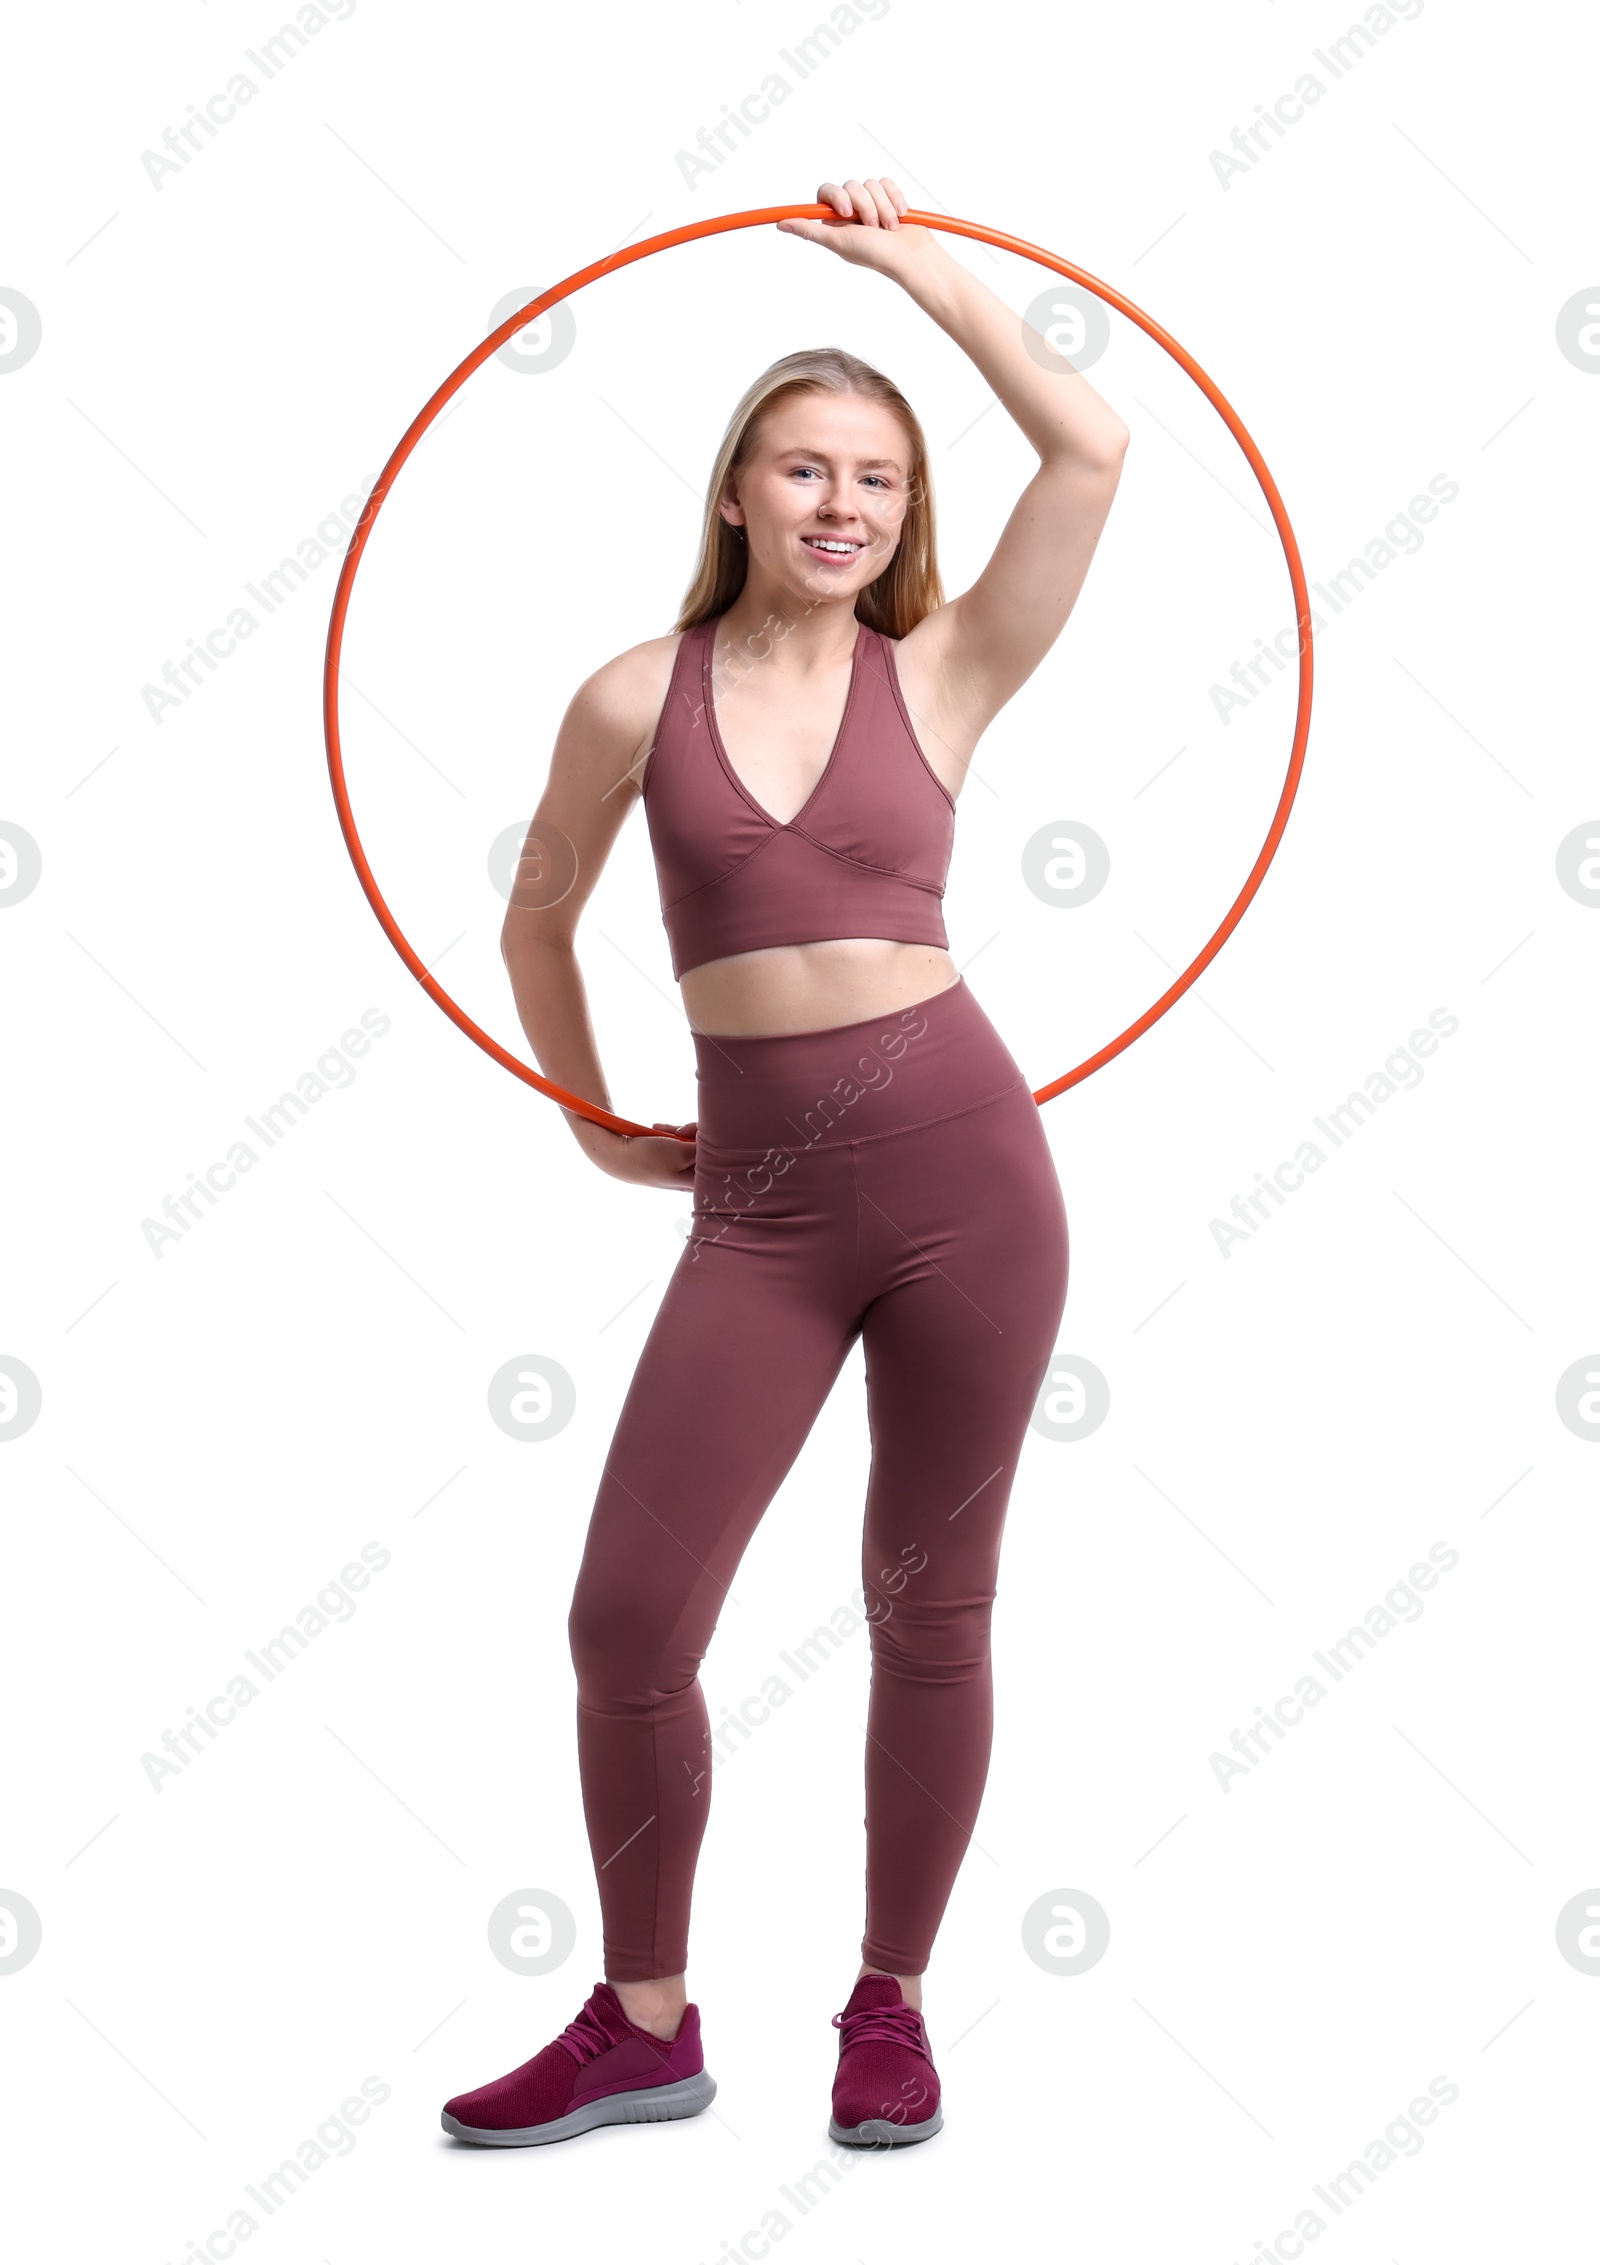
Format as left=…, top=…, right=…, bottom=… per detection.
left=897, top=231, right=961, bottom=316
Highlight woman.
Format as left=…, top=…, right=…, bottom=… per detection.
left=442, top=175, right=1128, bottom=2150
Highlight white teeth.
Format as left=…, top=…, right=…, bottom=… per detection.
left=807, top=538, right=858, bottom=553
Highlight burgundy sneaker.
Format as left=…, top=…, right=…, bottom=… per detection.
left=441, top=1982, right=716, bottom=2147
left=828, top=1973, right=943, bottom=2146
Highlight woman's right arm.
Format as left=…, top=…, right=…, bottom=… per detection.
left=500, top=641, right=695, bottom=1192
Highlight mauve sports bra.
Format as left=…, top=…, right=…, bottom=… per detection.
left=638, top=613, right=956, bottom=980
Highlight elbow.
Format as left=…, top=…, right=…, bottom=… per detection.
left=502, top=917, right=575, bottom=966
left=1049, top=426, right=1129, bottom=479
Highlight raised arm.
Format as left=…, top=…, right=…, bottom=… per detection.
left=778, top=177, right=1129, bottom=746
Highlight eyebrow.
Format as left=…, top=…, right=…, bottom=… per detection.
left=773, top=448, right=904, bottom=471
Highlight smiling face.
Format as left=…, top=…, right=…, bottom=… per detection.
left=719, top=388, right=915, bottom=605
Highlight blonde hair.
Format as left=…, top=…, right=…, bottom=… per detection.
left=672, top=347, right=944, bottom=639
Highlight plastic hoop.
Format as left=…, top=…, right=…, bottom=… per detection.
left=323, top=203, right=1312, bottom=1142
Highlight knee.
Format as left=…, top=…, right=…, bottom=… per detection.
left=869, top=1590, right=994, bottom=1683
left=567, top=1582, right=629, bottom=1697
left=568, top=1577, right=691, bottom=1708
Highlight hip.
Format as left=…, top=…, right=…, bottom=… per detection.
left=686, top=978, right=1067, bottom=1287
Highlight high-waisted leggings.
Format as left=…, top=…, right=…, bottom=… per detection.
left=566, top=974, right=1069, bottom=1980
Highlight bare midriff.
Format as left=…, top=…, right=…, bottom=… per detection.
left=680, top=936, right=962, bottom=1039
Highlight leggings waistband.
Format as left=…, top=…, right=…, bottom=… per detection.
left=689, top=975, right=1030, bottom=1150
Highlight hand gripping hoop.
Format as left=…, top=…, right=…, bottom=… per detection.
left=322, top=202, right=1312, bottom=1142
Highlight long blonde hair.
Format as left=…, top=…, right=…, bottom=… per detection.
left=672, top=347, right=944, bottom=639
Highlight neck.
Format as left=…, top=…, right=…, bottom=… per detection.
left=714, top=583, right=863, bottom=675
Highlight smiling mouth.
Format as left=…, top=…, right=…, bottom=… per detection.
left=801, top=535, right=865, bottom=559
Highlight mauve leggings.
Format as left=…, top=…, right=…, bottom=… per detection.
left=567, top=975, right=1069, bottom=1980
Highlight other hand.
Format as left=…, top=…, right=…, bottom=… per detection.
left=581, top=1120, right=698, bottom=1190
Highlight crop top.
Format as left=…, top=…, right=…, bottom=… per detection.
left=638, top=612, right=956, bottom=980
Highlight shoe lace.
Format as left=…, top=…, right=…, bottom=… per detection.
left=555, top=1997, right=616, bottom=2067
left=832, top=2000, right=925, bottom=2052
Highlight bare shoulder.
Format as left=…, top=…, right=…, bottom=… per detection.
left=565, top=628, right=687, bottom=793
left=518, top=629, right=691, bottom=934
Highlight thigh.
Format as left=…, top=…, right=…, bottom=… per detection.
left=570, top=1145, right=861, bottom=1691
left=854, top=1091, right=1069, bottom=1603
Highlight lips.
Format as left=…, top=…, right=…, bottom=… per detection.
left=801, top=535, right=864, bottom=558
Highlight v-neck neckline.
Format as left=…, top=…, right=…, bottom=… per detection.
left=701, top=613, right=868, bottom=832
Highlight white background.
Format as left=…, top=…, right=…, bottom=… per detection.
left=3, top=0, right=1597, bottom=2257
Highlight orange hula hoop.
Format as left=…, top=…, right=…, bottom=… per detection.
left=322, top=202, right=1312, bottom=1142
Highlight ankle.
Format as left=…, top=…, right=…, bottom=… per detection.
left=611, top=1975, right=688, bottom=2039
left=857, top=1961, right=922, bottom=2013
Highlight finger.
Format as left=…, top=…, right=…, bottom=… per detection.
left=864, top=176, right=899, bottom=229
left=841, top=177, right=877, bottom=225
left=816, top=179, right=851, bottom=218
left=881, top=176, right=909, bottom=220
